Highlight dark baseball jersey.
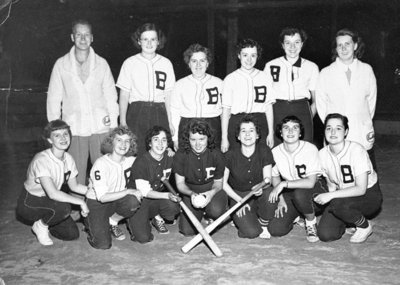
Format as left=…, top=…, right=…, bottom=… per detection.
left=319, top=140, right=377, bottom=190
left=222, top=68, right=275, bottom=115
left=173, top=149, right=225, bottom=186
left=128, top=152, right=173, bottom=197
left=225, top=144, right=275, bottom=192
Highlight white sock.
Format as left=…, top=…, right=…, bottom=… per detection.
left=154, top=215, right=163, bottom=221
left=305, top=217, right=317, bottom=226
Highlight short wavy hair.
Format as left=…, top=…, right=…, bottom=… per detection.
left=324, top=113, right=349, bottom=132
left=101, top=126, right=137, bottom=156
left=279, top=27, right=307, bottom=44
left=183, top=43, right=213, bottom=67
left=235, top=114, right=261, bottom=142
left=179, top=119, right=216, bottom=153
left=332, top=28, right=365, bottom=61
left=144, top=126, right=173, bottom=151
left=236, top=38, right=262, bottom=60
left=71, top=19, right=92, bottom=34
left=275, top=115, right=305, bottom=141
left=43, top=119, right=71, bottom=139
left=131, top=23, right=167, bottom=50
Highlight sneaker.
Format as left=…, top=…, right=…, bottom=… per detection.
left=305, top=223, right=319, bottom=243
left=32, top=220, right=53, bottom=246
left=293, top=216, right=305, bottom=228
left=110, top=225, right=126, bottom=241
left=259, top=226, right=271, bottom=239
left=345, top=227, right=356, bottom=235
left=151, top=218, right=169, bottom=234
left=350, top=223, right=373, bottom=243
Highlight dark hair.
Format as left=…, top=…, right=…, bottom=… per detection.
left=71, top=19, right=92, bottom=34
left=235, top=114, right=261, bottom=142
left=236, top=38, right=262, bottom=60
left=324, top=113, right=349, bottom=132
left=43, top=120, right=71, bottom=140
left=131, top=23, right=166, bottom=50
left=179, top=119, right=216, bottom=153
left=145, top=126, right=173, bottom=151
left=332, top=28, right=365, bottom=61
left=275, top=115, right=305, bottom=141
left=183, top=43, right=213, bottom=67
left=101, top=126, right=137, bottom=156
left=279, top=27, right=307, bottom=45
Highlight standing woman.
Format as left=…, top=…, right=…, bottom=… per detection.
left=173, top=119, right=227, bottom=236
left=264, top=27, right=319, bottom=144
left=223, top=115, right=275, bottom=239
left=316, top=28, right=377, bottom=169
left=170, top=43, right=223, bottom=150
left=267, top=116, right=324, bottom=242
left=314, top=113, right=382, bottom=243
left=117, top=23, right=176, bottom=155
left=221, top=38, right=275, bottom=152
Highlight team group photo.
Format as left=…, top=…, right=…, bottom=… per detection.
left=1, top=1, right=399, bottom=284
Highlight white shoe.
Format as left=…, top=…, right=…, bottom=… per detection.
left=32, top=220, right=53, bottom=246
left=293, top=216, right=305, bottom=228
left=350, top=223, right=373, bottom=243
left=305, top=223, right=319, bottom=243
left=259, top=226, right=271, bottom=239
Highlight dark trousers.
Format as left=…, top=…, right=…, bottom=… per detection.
left=85, top=195, right=140, bottom=249
left=318, top=182, right=382, bottom=242
left=16, top=189, right=79, bottom=241
left=127, top=101, right=171, bottom=156
left=268, top=180, right=326, bottom=237
left=230, top=186, right=276, bottom=239
left=179, top=183, right=228, bottom=236
left=128, top=197, right=180, bottom=243
left=273, top=99, right=313, bottom=145
left=179, top=116, right=221, bottom=149
left=228, top=113, right=269, bottom=150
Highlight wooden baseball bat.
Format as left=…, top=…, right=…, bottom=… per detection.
left=182, top=178, right=270, bottom=254
left=161, top=178, right=223, bottom=257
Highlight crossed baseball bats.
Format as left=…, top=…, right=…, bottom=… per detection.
left=162, top=177, right=270, bottom=257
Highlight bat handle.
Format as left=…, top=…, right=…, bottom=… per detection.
left=161, top=178, right=178, bottom=196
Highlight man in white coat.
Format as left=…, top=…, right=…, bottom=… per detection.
left=47, top=19, right=119, bottom=187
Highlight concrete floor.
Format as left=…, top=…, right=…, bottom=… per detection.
left=0, top=135, right=399, bottom=284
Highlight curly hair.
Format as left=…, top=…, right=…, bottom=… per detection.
left=131, top=23, right=167, bottom=51
left=101, top=126, right=137, bottom=157
left=236, top=38, right=262, bottom=60
left=144, top=126, right=173, bottom=152
left=183, top=43, right=213, bottom=67
left=324, top=113, right=349, bottom=132
left=279, top=27, right=307, bottom=45
left=331, top=28, right=365, bottom=61
left=179, top=119, right=216, bottom=153
left=235, top=114, right=261, bottom=142
left=275, top=115, right=305, bottom=141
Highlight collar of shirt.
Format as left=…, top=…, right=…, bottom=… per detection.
left=283, top=56, right=302, bottom=68
left=336, top=57, right=358, bottom=73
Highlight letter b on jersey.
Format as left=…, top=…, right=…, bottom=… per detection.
left=270, top=66, right=280, bottom=82
left=155, top=71, right=167, bottom=90
left=206, top=87, right=219, bottom=105
left=254, top=86, right=267, bottom=103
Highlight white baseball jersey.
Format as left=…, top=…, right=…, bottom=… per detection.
left=316, top=58, right=377, bottom=150
left=24, top=149, right=78, bottom=197
left=222, top=68, right=275, bottom=114
left=86, top=155, right=135, bottom=200
left=319, top=140, right=377, bottom=190
left=272, top=141, right=322, bottom=181
left=116, top=53, right=176, bottom=103
left=170, top=74, right=222, bottom=140
left=264, top=56, right=319, bottom=100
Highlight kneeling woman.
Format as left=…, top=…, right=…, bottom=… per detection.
left=268, top=116, right=324, bottom=242
left=16, top=120, right=89, bottom=246
left=223, top=115, right=275, bottom=239
left=173, top=119, right=227, bottom=236
left=85, top=126, right=142, bottom=249
left=314, top=113, right=382, bottom=243
left=127, top=126, right=181, bottom=243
